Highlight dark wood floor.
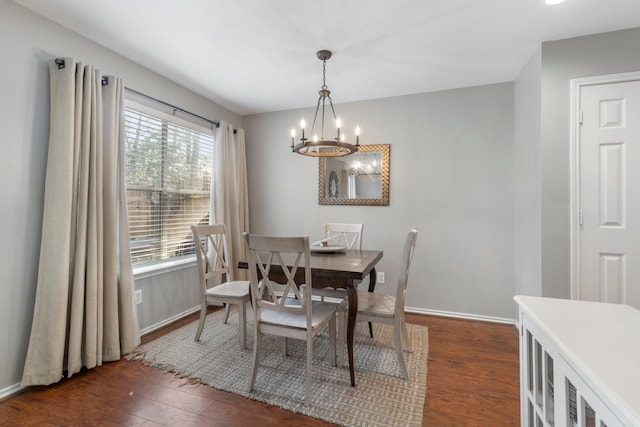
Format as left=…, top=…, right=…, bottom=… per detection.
left=0, top=311, right=520, bottom=426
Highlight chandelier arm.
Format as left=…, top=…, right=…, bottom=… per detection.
left=321, top=95, right=326, bottom=140
left=310, top=95, right=323, bottom=138
left=320, top=56, right=329, bottom=140
left=328, top=96, right=338, bottom=120
left=327, top=95, right=338, bottom=141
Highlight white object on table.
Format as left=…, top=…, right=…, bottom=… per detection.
left=310, top=245, right=347, bottom=253
left=312, top=237, right=331, bottom=246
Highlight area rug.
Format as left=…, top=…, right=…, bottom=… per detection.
left=128, top=308, right=429, bottom=427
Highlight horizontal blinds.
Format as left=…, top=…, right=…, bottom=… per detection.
left=124, top=107, right=214, bottom=264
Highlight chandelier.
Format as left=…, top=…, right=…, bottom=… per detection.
left=290, top=50, right=360, bottom=157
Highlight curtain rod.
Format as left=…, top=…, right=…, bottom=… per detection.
left=53, top=58, right=232, bottom=132
left=125, top=87, right=221, bottom=129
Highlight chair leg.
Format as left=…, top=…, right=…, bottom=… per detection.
left=305, top=334, right=313, bottom=406
left=238, top=301, right=247, bottom=350
left=401, top=319, right=412, bottom=353
left=194, top=301, right=208, bottom=341
left=393, top=322, right=409, bottom=380
left=329, top=315, right=336, bottom=366
left=337, top=311, right=346, bottom=368
left=223, top=303, right=231, bottom=324
left=355, top=278, right=374, bottom=338
left=248, top=329, right=262, bottom=392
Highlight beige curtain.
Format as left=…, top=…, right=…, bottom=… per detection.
left=21, top=58, right=140, bottom=386
left=214, top=122, right=250, bottom=279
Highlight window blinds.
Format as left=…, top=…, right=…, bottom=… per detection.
left=124, top=107, right=214, bottom=265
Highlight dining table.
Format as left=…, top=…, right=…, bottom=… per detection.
left=238, top=248, right=383, bottom=387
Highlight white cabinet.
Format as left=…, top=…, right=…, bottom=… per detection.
left=514, top=296, right=640, bottom=427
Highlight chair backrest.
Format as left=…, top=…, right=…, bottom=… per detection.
left=395, top=228, right=419, bottom=310
left=243, top=233, right=313, bottom=322
left=191, top=224, right=233, bottom=293
left=324, top=222, right=363, bottom=249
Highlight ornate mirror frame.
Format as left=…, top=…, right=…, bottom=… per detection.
left=319, top=144, right=390, bottom=206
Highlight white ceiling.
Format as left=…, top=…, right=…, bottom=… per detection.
left=14, top=0, right=640, bottom=116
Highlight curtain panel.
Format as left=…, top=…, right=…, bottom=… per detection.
left=214, top=122, right=250, bottom=280
left=22, top=58, right=140, bottom=386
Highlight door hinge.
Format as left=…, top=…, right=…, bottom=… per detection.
left=578, top=210, right=583, bottom=226
left=579, top=109, right=584, bottom=125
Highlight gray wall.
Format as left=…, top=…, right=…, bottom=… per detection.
left=243, top=83, right=516, bottom=321
left=514, top=47, right=542, bottom=298
left=134, top=266, right=201, bottom=332
left=0, top=0, right=241, bottom=395
left=540, top=27, right=640, bottom=298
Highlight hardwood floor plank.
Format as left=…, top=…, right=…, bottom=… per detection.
left=0, top=312, right=520, bottom=426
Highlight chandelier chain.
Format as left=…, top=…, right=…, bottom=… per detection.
left=322, top=58, right=328, bottom=90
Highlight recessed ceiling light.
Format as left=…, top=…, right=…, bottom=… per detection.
left=545, top=0, right=566, bottom=5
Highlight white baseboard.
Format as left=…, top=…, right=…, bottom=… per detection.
left=0, top=382, right=25, bottom=402
left=406, top=306, right=516, bottom=325
left=139, top=305, right=201, bottom=336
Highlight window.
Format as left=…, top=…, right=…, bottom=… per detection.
left=124, top=103, right=214, bottom=265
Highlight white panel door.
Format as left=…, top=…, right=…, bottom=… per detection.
left=579, top=80, right=640, bottom=309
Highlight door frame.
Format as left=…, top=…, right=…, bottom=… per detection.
left=569, top=71, right=640, bottom=300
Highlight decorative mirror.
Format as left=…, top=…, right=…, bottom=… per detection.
left=319, top=144, right=390, bottom=205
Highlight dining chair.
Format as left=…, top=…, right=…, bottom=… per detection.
left=337, top=228, right=418, bottom=380
left=311, top=222, right=364, bottom=303
left=244, top=232, right=337, bottom=406
left=324, top=222, right=363, bottom=249
left=313, top=222, right=376, bottom=337
left=191, top=224, right=250, bottom=350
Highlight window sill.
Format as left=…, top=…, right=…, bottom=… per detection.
left=133, top=256, right=197, bottom=280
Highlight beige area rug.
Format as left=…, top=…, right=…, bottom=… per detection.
left=128, top=308, right=429, bottom=427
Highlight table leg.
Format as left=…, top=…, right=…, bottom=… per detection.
left=368, top=268, right=378, bottom=293
left=367, top=268, right=377, bottom=337
left=346, top=282, right=358, bottom=387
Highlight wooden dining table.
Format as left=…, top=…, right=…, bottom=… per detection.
left=238, top=248, right=383, bottom=387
